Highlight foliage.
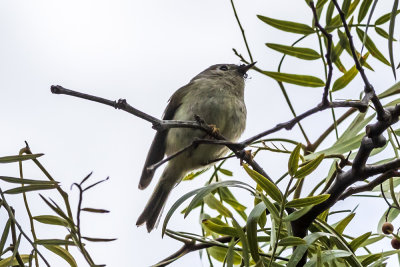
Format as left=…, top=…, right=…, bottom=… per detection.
left=157, top=1, right=400, bottom=266
left=0, top=143, right=114, bottom=267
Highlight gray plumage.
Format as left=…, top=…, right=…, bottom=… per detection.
left=136, top=63, right=254, bottom=232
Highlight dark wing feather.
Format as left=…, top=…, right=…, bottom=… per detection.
left=138, top=83, right=192, bottom=189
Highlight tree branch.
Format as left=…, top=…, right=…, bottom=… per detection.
left=339, top=171, right=400, bottom=200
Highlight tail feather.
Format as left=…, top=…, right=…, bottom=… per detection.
left=136, top=182, right=172, bottom=232
left=137, top=160, right=185, bottom=232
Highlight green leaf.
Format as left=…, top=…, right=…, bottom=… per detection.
left=0, top=255, right=31, bottom=267
left=375, top=26, right=397, bottom=41
left=278, top=236, right=306, bottom=246
left=316, top=0, right=329, bottom=9
left=342, top=0, right=351, bottom=15
left=0, top=219, right=11, bottom=254
left=266, top=43, right=320, bottom=60
left=81, top=207, right=110, bottom=213
left=182, top=168, right=209, bottom=181
left=33, top=215, right=69, bottom=227
left=356, top=28, right=390, bottom=66
left=375, top=10, right=400, bottom=25
left=183, top=180, right=254, bottom=219
left=286, top=194, right=330, bottom=208
left=82, top=237, right=110, bottom=245
left=331, top=65, right=358, bottom=92
left=202, top=219, right=239, bottom=237
left=356, top=28, right=390, bottom=65
left=305, top=250, right=352, bottom=266
left=389, top=0, right=399, bottom=79
left=162, top=187, right=203, bottom=236
left=44, top=245, right=77, bottom=267
left=4, top=184, right=58, bottom=194
left=0, top=153, right=43, bottom=163
left=360, top=250, right=400, bottom=265
left=257, top=15, right=314, bottom=34
left=349, top=232, right=371, bottom=251
left=326, top=2, right=335, bottom=26
left=358, top=0, right=373, bottom=22
left=260, top=194, right=280, bottom=221
left=246, top=202, right=267, bottom=262
left=313, top=220, right=363, bottom=266
left=288, top=232, right=333, bottom=266
left=232, top=219, right=249, bottom=267
left=288, top=143, right=302, bottom=176
left=204, top=193, right=233, bottom=218
left=0, top=176, right=57, bottom=185
left=207, top=246, right=241, bottom=265
left=261, top=71, right=325, bottom=87
left=360, top=234, right=384, bottom=247
left=219, top=168, right=233, bottom=176
left=243, top=164, right=282, bottom=202
left=35, top=239, right=77, bottom=246
left=294, top=154, right=324, bottom=179
left=334, top=213, right=355, bottom=235
left=219, top=187, right=247, bottom=220
left=283, top=206, right=313, bottom=222
left=378, top=81, right=400, bottom=98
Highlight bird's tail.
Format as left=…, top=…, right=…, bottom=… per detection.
left=136, top=165, right=183, bottom=232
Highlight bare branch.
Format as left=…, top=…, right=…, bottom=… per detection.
left=339, top=171, right=400, bottom=200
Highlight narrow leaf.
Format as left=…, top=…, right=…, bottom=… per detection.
left=278, top=236, right=306, bottom=246
left=35, top=239, right=77, bottom=246
left=246, top=202, right=267, bottom=262
left=0, top=176, right=57, bottom=185
left=283, top=206, right=313, bottom=222
left=207, top=247, right=241, bottom=264
left=243, top=164, right=282, bottom=202
left=0, top=255, right=31, bottom=267
left=375, top=27, right=396, bottom=41
left=0, top=153, right=43, bottom=163
left=331, top=65, right=358, bottom=92
left=262, top=71, right=325, bottom=87
left=81, top=208, right=110, bottom=213
left=286, top=194, right=330, bottom=208
left=44, top=245, right=77, bottom=267
left=204, top=194, right=233, bottom=218
left=375, top=10, right=400, bottom=25
left=257, top=15, right=314, bottom=34
left=4, top=184, right=58, bottom=194
left=357, top=28, right=390, bottom=65
left=349, top=232, right=372, bottom=251
left=294, top=154, right=325, bottom=179
left=334, top=213, right=355, bottom=234
left=288, top=143, right=302, bottom=176
left=389, top=0, right=399, bottom=79
left=358, top=0, right=373, bottom=22
left=202, top=219, right=239, bottom=237
left=33, top=215, right=69, bottom=227
left=82, top=236, right=117, bottom=242
left=266, top=43, right=320, bottom=60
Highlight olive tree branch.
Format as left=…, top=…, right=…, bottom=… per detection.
left=339, top=170, right=400, bottom=200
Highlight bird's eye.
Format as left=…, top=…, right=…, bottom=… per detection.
left=219, top=65, right=228, bottom=71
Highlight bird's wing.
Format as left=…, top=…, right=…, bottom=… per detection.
left=138, top=83, right=192, bottom=189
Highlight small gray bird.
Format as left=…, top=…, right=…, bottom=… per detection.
left=136, top=62, right=255, bottom=232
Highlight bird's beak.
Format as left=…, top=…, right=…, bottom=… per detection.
left=237, top=62, right=257, bottom=75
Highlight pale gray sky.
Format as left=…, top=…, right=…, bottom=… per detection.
left=0, top=1, right=397, bottom=266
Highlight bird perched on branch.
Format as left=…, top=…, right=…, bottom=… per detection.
left=136, top=62, right=256, bottom=232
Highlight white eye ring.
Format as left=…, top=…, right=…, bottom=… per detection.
left=219, top=65, right=228, bottom=71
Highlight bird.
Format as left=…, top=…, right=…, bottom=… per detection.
left=136, top=62, right=255, bottom=232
